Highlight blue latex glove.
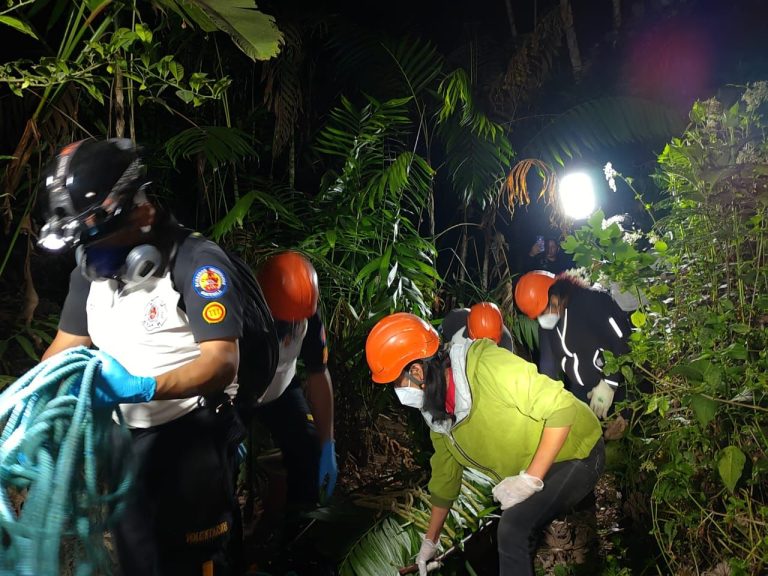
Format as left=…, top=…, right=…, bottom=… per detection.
left=318, top=439, right=338, bottom=503
left=91, top=350, right=156, bottom=407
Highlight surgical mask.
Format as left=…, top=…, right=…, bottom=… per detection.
left=537, top=312, right=560, bottom=330
left=394, top=386, right=424, bottom=409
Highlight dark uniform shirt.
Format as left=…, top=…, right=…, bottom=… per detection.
left=538, top=287, right=630, bottom=402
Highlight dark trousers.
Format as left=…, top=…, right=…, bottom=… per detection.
left=497, top=438, right=605, bottom=576
left=253, top=381, right=320, bottom=510
left=110, top=406, right=245, bottom=576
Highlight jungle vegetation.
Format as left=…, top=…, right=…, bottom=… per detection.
left=0, top=0, right=766, bottom=574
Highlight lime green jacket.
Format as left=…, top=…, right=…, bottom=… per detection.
left=428, top=339, right=602, bottom=508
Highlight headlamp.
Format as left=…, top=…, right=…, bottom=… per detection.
left=37, top=216, right=82, bottom=252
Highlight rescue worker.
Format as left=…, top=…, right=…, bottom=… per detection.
left=514, top=271, right=632, bottom=420
left=39, top=138, right=246, bottom=575
left=439, top=302, right=515, bottom=352
left=253, top=251, right=338, bottom=510
left=365, top=313, right=604, bottom=576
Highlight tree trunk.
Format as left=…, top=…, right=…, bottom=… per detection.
left=560, top=0, right=582, bottom=81
left=457, top=207, right=469, bottom=299
left=114, top=66, right=125, bottom=139
left=503, top=0, right=518, bottom=39
left=288, top=133, right=296, bottom=189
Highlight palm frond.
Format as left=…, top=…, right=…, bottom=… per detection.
left=209, top=187, right=305, bottom=241
left=322, top=19, right=384, bottom=84
left=502, top=158, right=558, bottom=214
left=339, top=469, right=498, bottom=576
left=311, top=94, right=438, bottom=318
left=439, top=115, right=515, bottom=208
left=489, top=5, right=563, bottom=119
left=164, top=126, right=256, bottom=171
left=261, top=22, right=304, bottom=156
left=383, top=37, right=444, bottom=98
left=338, top=516, right=417, bottom=576
left=523, top=97, right=686, bottom=167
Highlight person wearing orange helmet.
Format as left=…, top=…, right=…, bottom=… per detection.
left=365, top=313, right=604, bottom=576
left=252, top=251, right=337, bottom=518
left=439, top=303, right=515, bottom=352
left=515, top=271, right=631, bottom=420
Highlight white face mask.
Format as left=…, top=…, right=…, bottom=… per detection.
left=537, top=313, right=560, bottom=330
left=395, top=386, right=424, bottom=409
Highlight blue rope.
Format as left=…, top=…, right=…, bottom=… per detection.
left=0, top=347, right=133, bottom=576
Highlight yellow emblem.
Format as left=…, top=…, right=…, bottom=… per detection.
left=202, top=302, right=227, bottom=324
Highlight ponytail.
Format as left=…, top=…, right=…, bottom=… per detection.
left=421, top=351, right=454, bottom=425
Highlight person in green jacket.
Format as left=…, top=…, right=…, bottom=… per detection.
left=365, top=312, right=604, bottom=576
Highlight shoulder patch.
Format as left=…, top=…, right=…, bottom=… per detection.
left=202, top=302, right=227, bottom=324
left=192, top=266, right=229, bottom=299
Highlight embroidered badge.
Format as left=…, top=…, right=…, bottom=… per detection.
left=192, top=266, right=228, bottom=299
left=143, top=298, right=167, bottom=331
left=202, top=302, right=227, bottom=324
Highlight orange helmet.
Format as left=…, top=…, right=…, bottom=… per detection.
left=467, top=302, right=503, bottom=343
left=514, top=270, right=556, bottom=319
left=366, top=313, right=440, bottom=384
left=257, top=251, right=319, bottom=321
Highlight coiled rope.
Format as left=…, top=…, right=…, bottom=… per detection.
left=0, top=347, right=133, bottom=576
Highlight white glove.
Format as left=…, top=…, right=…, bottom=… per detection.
left=587, top=379, right=616, bottom=419
left=416, top=536, right=437, bottom=576
left=492, top=471, right=544, bottom=511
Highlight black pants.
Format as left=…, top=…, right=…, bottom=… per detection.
left=253, top=380, right=320, bottom=510
left=497, top=438, right=605, bottom=576
left=110, top=406, right=244, bottom=576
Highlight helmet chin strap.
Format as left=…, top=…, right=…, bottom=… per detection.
left=403, top=371, right=425, bottom=388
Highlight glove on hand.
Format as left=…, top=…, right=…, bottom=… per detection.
left=587, top=379, right=615, bottom=419
left=416, top=536, right=438, bottom=576
left=318, top=439, right=338, bottom=503
left=92, top=350, right=156, bottom=407
left=492, top=471, right=544, bottom=511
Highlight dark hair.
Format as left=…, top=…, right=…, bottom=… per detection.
left=420, top=351, right=455, bottom=425
left=548, top=275, right=591, bottom=306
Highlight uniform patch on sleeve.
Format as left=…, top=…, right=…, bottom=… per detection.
left=192, top=266, right=228, bottom=299
left=202, top=302, right=227, bottom=324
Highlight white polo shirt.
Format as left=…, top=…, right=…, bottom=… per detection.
left=59, top=234, right=243, bottom=428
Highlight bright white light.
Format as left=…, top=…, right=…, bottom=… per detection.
left=559, top=172, right=596, bottom=220
left=38, top=235, right=67, bottom=251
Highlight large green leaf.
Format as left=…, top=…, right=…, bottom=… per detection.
left=0, top=16, right=38, bottom=39
left=687, top=394, right=717, bottom=428
left=170, top=0, right=283, bottom=61
left=717, top=445, right=746, bottom=493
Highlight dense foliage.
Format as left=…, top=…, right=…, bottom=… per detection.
left=1, top=1, right=767, bottom=574
left=563, top=82, right=768, bottom=574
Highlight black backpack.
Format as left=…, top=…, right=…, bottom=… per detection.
left=171, top=229, right=279, bottom=411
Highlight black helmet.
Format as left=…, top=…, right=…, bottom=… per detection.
left=38, top=138, right=148, bottom=251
